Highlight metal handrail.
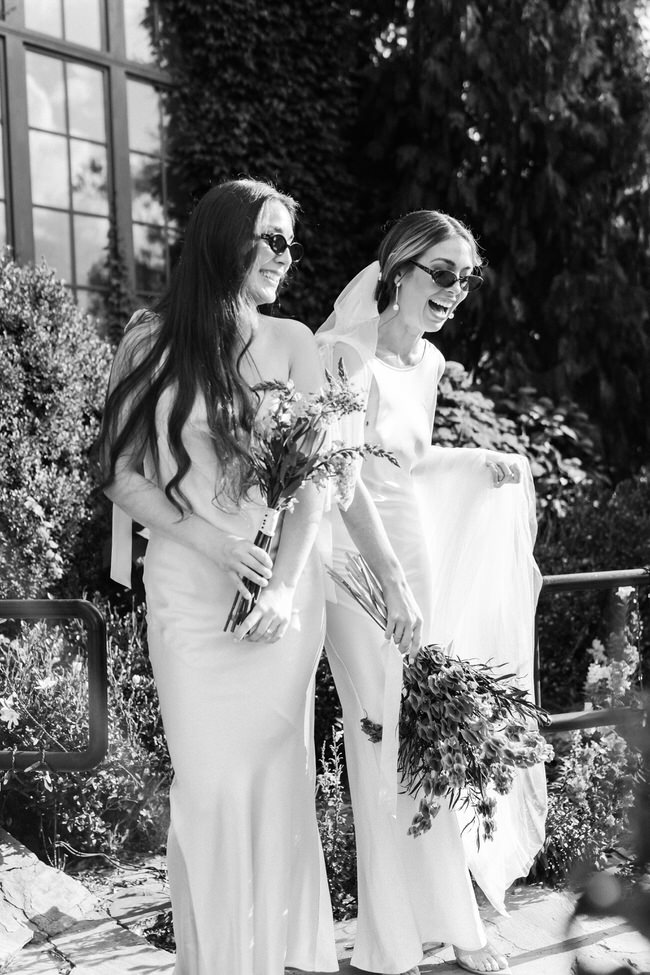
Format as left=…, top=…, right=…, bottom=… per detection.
left=536, top=566, right=650, bottom=731
left=0, top=599, right=108, bottom=771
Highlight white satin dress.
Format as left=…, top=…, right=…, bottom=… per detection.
left=118, top=384, right=337, bottom=975
left=323, top=341, right=546, bottom=974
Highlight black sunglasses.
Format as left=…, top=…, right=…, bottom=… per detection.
left=410, top=260, right=483, bottom=292
left=258, top=233, right=304, bottom=263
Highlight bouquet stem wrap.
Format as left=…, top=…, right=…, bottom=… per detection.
left=224, top=506, right=280, bottom=632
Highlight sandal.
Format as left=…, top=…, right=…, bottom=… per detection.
left=454, top=942, right=511, bottom=974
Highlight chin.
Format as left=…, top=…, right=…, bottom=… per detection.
left=250, top=289, right=277, bottom=307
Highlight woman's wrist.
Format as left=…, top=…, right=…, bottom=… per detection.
left=266, top=576, right=298, bottom=594
left=373, top=559, right=408, bottom=593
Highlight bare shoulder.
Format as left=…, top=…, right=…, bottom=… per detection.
left=257, top=314, right=322, bottom=389
left=260, top=313, right=315, bottom=344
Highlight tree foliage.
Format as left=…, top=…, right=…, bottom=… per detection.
left=356, top=0, right=650, bottom=472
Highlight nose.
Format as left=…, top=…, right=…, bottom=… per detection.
left=442, top=280, right=462, bottom=297
left=275, top=247, right=292, bottom=266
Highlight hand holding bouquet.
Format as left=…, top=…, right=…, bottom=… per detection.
left=328, top=554, right=553, bottom=841
left=225, top=363, right=396, bottom=630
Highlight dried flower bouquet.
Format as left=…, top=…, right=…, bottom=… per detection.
left=329, top=554, right=553, bottom=840
left=225, top=363, right=396, bottom=630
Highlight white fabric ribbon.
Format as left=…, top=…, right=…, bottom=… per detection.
left=258, top=506, right=280, bottom=537
left=110, top=504, right=133, bottom=588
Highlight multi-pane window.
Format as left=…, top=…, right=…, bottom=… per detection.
left=24, top=0, right=105, bottom=51
left=127, top=78, right=176, bottom=303
left=27, top=51, right=110, bottom=311
left=0, top=1, right=172, bottom=322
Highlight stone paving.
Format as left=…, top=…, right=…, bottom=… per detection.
left=1, top=827, right=649, bottom=975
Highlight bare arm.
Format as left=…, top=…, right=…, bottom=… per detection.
left=321, top=340, right=423, bottom=655
left=106, top=463, right=273, bottom=598
left=340, top=478, right=423, bottom=656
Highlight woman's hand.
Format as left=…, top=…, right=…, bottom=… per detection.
left=233, top=581, right=296, bottom=643
left=215, top=534, right=273, bottom=600
left=381, top=574, right=423, bottom=657
left=485, top=451, right=522, bottom=488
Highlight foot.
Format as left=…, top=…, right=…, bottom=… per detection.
left=454, top=942, right=510, bottom=974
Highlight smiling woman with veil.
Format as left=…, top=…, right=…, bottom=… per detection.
left=316, top=210, right=546, bottom=975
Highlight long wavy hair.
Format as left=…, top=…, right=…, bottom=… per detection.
left=100, top=178, right=298, bottom=512
left=375, top=210, right=482, bottom=313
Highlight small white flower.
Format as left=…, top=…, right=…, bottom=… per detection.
left=0, top=695, right=19, bottom=729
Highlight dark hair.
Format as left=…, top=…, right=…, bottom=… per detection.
left=100, top=178, right=298, bottom=512
left=375, top=210, right=482, bottom=313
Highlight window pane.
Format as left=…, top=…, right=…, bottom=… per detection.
left=29, top=131, right=70, bottom=208
left=63, top=0, right=103, bottom=50
left=74, top=213, right=109, bottom=288
left=25, top=0, right=63, bottom=38
left=130, top=152, right=164, bottom=224
left=26, top=53, right=66, bottom=133
left=77, top=288, right=107, bottom=316
left=133, top=223, right=166, bottom=293
left=67, top=63, right=105, bottom=141
left=124, top=0, right=155, bottom=63
left=71, top=140, right=108, bottom=215
left=0, top=202, right=6, bottom=249
left=33, top=207, right=72, bottom=279
left=127, top=79, right=160, bottom=155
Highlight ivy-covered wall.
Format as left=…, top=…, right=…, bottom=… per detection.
left=155, top=0, right=377, bottom=329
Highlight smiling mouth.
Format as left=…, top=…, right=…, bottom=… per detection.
left=428, top=299, right=451, bottom=313
left=260, top=270, right=283, bottom=286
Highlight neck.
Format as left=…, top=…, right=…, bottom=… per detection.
left=376, top=309, right=424, bottom=365
left=238, top=306, right=260, bottom=346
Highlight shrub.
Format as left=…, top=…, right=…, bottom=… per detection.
left=535, top=469, right=650, bottom=712
left=0, top=254, right=113, bottom=598
left=316, top=728, right=357, bottom=920
left=530, top=588, right=644, bottom=883
left=0, top=599, right=171, bottom=866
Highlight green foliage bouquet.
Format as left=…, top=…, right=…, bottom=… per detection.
left=329, top=555, right=553, bottom=840
left=225, top=363, right=396, bottom=629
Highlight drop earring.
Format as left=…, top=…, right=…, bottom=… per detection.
left=449, top=311, right=455, bottom=319
left=392, top=280, right=401, bottom=312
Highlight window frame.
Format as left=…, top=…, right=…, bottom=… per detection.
left=0, top=0, right=171, bottom=307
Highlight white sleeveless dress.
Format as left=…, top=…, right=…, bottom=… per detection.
left=323, top=341, right=546, bottom=974
left=115, top=378, right=337, bottom=975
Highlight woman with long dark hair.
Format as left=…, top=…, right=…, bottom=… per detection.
left=100, top=178, right=337, bottom=975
